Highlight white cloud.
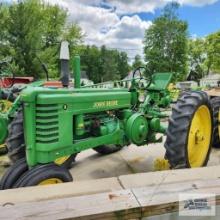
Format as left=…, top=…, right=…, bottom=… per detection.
left=178, top=0, right=218, bottom=6
left=84, top=15, right=152, bottom=61
left=44, top=0, right=68, bottom=7
left=102, top=0, right=219, bottom=13
left=51, top=0, right=219, bottom=14
left=45, top=0, right=152, bottom=62
left=108, top=15, right=151, bottom=39
left=46, top=0, right=218, bottom=62
left=67, top=3, right=119, bottom=35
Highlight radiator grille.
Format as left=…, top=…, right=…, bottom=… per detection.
left=36, top=104, right=59, bottom=144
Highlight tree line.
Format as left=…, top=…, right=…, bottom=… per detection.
left=0, top=0, right=220, bottom=83
left=79, top=45, right=130, bottom=83
left=188, top=32, right=220, bottom=81
left=0, top=0, right=130, bottom=82
left=0, top=0, right=83, bottom=79
left=144, top=2, right=220, bottom=81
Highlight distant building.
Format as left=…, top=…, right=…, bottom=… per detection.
left=80, top=71, right=94, bottom=86
left=176, top=81, right=198, bottom=90
left=123, top=71, right=141, bottom=87
left=72, top=71, right=93, bottom=86
left=123, top=71, right=140, bottom=80
left=200, top=73, right=220, bottom=87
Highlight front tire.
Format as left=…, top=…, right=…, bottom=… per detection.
left=164, top=91, right=213, bottom=168
left=0, top=158, right=28, bottom=190
left=13, top=163, right=73, bottom=188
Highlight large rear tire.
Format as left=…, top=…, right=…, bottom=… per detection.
left=6, top=110, right=25, bottom=162
left=210, top=97, right=220, bottom=148
left=6, top=110, right=76, bottom=169
left=164, top=91, right=213, bottom=168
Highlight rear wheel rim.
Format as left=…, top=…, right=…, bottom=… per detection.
left=187, top=105, right=211, bottom=167
left=38, top=178, right=63, bottom=185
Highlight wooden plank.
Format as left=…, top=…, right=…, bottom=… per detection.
left=1, top=175, right=220, bottom=219
left=133, top=178, right=220, bottom=217
left=2, top=165, right=220, bottom=207
left=0, top=190, right=141, bottom=220
left=119, top=165, right=220, bottom=189
left=0, top=177, right=122, bottom=206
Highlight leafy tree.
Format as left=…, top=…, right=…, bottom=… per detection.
left=188, top=38, right=206, bottom=81
left=80, top=45, right=101, bottom=83
left=0, top=3, right=10, bottom=60
left=1, top=0, right=82, bottom=78
left=132, top=55, right=144, bottom=69
left=0, top=1, right=129, bottom=82
left=43, top=4, right=66, bottom=48
left=117, top=51, right=130, bottom=79
left=205, top=31, right=220, bottom=74
left=80, top=45, right=130, bottom=83
left=144, top=2, right=188, bottom=81
left=7, top=0, right=45, bottom=77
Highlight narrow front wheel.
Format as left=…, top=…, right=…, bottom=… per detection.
left=13, top=163, right=73, bottom=188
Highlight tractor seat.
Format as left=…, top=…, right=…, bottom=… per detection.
left=147, top=72, right=173, bottom=91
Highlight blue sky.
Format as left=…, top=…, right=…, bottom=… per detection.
left=179, top=1, right=220, bottom=37
left=137, top=0, right=220, bottom=37
left=3, top=0, right=220, bottom=60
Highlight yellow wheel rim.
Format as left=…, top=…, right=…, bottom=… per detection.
left=0, top=100, right=12, bottom=113
left=38, top=178, right=63, bottom=185
left=54, top=156, right=70, bottom=165
left=187, top=105, right=211, bottom=167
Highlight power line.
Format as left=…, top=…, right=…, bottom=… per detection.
left=106, top=47, right=142, bottom=51
left=85, top=44, right=143, bottom=52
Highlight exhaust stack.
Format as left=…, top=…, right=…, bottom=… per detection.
left=60, top=41, right=70, bottom=87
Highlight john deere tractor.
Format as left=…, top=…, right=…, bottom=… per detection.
left=0, top=44, right=214, bottom=189
left=0, top=50, right=176, bottom=189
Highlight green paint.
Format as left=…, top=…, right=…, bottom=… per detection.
left=73, top=55, right=81, bottom=89
left=0, top=115, right=8, bottom=144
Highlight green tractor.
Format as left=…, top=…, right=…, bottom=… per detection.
left=0, top=43, right=214, bottom=189
left=0, top=55, right=175, bottom=189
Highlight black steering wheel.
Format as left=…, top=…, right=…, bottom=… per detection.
left=132, top=66, right=152, bottom=89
